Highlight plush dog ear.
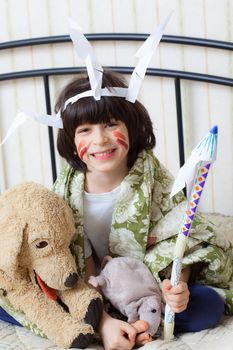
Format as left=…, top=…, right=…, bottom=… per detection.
left=0, top=202, right=25, bottom=277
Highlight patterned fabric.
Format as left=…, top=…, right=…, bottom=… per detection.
left=53, top=150, right=233, bottom=314
left=0, top=149, right=232, bottom=334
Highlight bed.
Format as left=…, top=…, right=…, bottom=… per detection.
left=0, top=209, right=232, bottom=350
left=0, top=32, right=233, bottom=349
left=0, top=315, right=232, bottom=350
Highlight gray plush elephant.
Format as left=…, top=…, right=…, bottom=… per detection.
left=88, top=256, right=162, bottom=336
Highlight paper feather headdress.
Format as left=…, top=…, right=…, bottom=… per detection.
left=1, top=12, right=173, bottom=145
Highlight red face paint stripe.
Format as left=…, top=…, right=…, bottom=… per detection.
left=77, top=140, right=86, bottom=154
left=116, top=138, right=128, bottom=149
left=79, top=146, right=87, bottom=160
left=112, top=131, right=127, bottom=141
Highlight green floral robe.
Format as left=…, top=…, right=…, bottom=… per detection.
left=53, top=149, right=233, bottom=314
left=0, top=150, right=232, bottom=335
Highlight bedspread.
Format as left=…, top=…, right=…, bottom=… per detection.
left=0, top=213, right=232, bottom=350
left=0, top=316, right=233, bottom=350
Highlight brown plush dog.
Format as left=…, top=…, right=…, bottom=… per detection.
left=0, top=182, right=102, bottom=349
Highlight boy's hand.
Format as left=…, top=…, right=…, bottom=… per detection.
left=131, top=320, right=153, bottom=346
left=99, top=311, right=136, bottom=350
left=162, top=279, right=190, bottom=313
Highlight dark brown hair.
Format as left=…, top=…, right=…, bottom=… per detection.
left=55, top=70, right=156, bottom=172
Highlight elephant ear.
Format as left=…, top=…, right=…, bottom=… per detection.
left=0, top=202, right=25, bottom=277
left=88, top=275, right=106, bottom=288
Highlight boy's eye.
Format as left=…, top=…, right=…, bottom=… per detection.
left=106, top=122, right=117, bottom=128
left=77, top=127, right=89, bottom=133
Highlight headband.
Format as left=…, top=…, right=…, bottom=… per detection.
left=1, top=12, right=173, bottom=146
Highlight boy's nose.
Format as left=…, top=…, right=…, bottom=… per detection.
left=94, top=130, right=109, bottom=145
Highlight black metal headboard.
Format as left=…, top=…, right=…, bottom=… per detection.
left=1, top=33, right=233, bottom=182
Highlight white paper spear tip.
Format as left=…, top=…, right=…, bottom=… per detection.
left=170, top=125, right=218, bottom=198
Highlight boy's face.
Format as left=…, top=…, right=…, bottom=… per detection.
left=74, top=119, right=129, bottom=175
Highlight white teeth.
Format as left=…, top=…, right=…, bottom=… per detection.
left=92, top=150, right=113, bottom=156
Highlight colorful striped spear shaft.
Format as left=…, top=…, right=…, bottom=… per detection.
left=164, top=126, right=218, bottom=340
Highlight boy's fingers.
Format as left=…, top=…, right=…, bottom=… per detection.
left=120, top=323, right=137, bottom=342
left=162, top=279, right=172, bottom=291
left=165, top=289, right=189, bottom=302
left=135, top=332, right=153, bottom=346
left=166, top=298, right=188, bottom=307
left=131, top=320, right=149, bottom=333
left=170, top=282, right=189, bottom=294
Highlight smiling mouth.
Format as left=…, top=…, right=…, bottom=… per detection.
left=91, top=149, right=116, bottom=157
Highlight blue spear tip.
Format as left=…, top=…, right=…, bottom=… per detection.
left=210, top=125, right=218, bottom=135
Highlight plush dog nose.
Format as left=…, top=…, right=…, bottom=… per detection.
left=64, top=273, right=78, bottom=287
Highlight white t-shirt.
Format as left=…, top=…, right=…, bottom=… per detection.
left=83, top=185, right=120, bottom=266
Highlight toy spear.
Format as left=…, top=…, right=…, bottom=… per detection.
left=164, top=125, right=218, bottom=340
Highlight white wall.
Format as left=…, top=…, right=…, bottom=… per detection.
left=0, top=0, right=232, bottom=215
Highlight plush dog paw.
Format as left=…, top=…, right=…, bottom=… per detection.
left=84, top=297, right=103, bottom=331
left=70, top=333, right=93, bottom=349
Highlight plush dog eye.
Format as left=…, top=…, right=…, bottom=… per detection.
left=36, top=241, right=48, bottom=249
left=151, top=309, right=157, bottom=313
